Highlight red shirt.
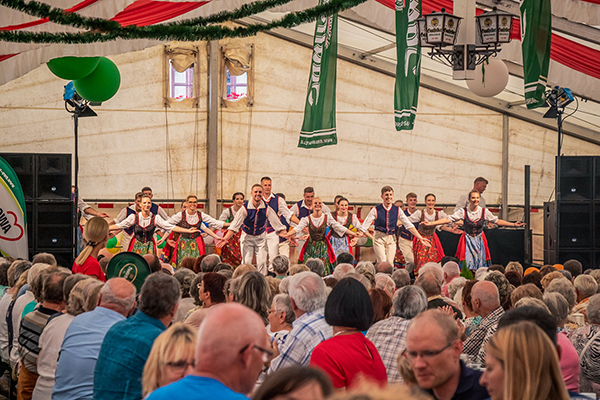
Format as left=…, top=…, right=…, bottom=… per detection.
left=310, top=332, right=387, bottom=389
left=72, top=256, right=106, bottom=282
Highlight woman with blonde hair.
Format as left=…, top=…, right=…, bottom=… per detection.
left=73, top=216, right=109, bottom=281
left=142, top=323, right=197, bottom=397
left=480, top=321, right=569, bottom=400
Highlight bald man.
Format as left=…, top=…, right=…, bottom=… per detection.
left=147, top=303, right=270, bottom=399
left=462, top=281, right=504, bottom=365
left=405, top=310, right=488, bottom=400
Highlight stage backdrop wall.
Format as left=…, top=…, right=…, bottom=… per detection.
left=0, top=31, right=598, bottom=208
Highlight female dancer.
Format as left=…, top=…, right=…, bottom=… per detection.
left=424, top=190, right=523, bottom=279
left=408, top=193, right=448, bottom=274
left=286, top=198, right=360, bottom=275
left=218, top=192, right=244, bottom=266
left=166, top=195, right=226, bottom=268
left=110, top=195, right=200, bottom=255
left=328, top=197, right=361, bottom=257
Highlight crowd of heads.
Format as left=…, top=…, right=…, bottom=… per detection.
left=2, top=249, right=600, bottom=400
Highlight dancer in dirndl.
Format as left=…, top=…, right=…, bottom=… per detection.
left=286, top=198, right=360, bottom=275
left=423, top=190, right=523, bottom=279
left=408, top=193, right=448, bottom=274
left=328, top=197, right=361, bottom=257
left=167, top=194, right=225, bottom=268
left=110, top=195, right=200, bottom=255
left=218, top=192, right=244, bottom=266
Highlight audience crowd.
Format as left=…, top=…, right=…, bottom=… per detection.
left=0, top=250, right=599, bottom=400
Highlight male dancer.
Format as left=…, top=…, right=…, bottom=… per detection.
left=397, top=192, right=418, bottom=273
left=360, top=186, right=430, bottom=265
left=217, top=184, right=289, bottom=275
left=261, top=177, right=299, bottom=267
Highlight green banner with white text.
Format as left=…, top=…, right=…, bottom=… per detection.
left=0, top=156, right=28, bottom=259
left=394, top=0, right=421, bottom=130
left=520, top=0, right=551, bottom=109
left=299, top=0, right=338, bottom=149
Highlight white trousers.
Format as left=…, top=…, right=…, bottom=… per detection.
left=240, top=232, right=268, bottom=275
left=398, top=237, right=415, bottom=273
left=372, top=231, right=397, bottom=264
left=265, top=231, right=280, bottom=271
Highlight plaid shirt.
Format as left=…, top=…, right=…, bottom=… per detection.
left=268, top=308, right=332, bottom=373
left=462, top=306, right=504, bottom=364
left=366, top=316, right=410, bottom=383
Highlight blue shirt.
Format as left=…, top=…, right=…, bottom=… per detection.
left=93, top=311, right=166, bottom=400
left=53, top=306, right=126, bottom=400
left=146, top=376, right=248, bottom=400
left=425, top=361, right=488, bottom=400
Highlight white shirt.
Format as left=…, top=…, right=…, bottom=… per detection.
left=33, top=314, right=75, bottom=400
left=360, top=204, right=414, bottom=233
left=334, top=213, right=361, bottom=229
left=289, top=200, right=331, bottom=223
left=448, top=206, right=498, bottom=224
left=219, top=207, right=240, bottom=222
left=77, top=198, right=94, bottom=221
left=0, top=292, right=13, bottom=362
left=294, top=214, right=348, bottom=237
left=227, top=201, right=285, bottom=234
left=116, top=212, right=176, bottom=233
left=114, top=205, right=136, bottom=223
left=10, top=290, right=34, bottom=365
left=408, top=209, right=449, bottom=223
left=455, top=193, right=487, bottom=214
left=263, top=194, right=295, bottom=223
left=167, top=211, right=224, bottom=230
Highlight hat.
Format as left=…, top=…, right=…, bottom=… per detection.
left=106, top=252, right=151, bottom=292
left=553, top=264, right=564, bottom=270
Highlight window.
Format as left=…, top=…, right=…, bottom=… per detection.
left=226, top=69, right=248, bottom=101
left=170, top=60, right=194, bottom=100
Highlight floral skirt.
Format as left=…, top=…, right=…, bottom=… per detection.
left=330, top=236, right=349, bottom=257
left=221, top=230, right=242, bottom=267
left=413, top=232, right=445, bottom=274
left=172, top=236, right=206, bottom=268
left=456, top=232, right=491, bottom=279
left=129, top=239, right=156, bottom=255
left=299, top=239, right=335, bottom=276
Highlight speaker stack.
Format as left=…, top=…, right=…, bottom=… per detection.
left=545, top=156, right=600, bottom=269
left=0, top=153, right=73, bottom=267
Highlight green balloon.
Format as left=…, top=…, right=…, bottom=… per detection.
left=106, top=236, right=117, bottom=249
left=47, top=56, right=101, bottom=80
left=157, top=235, right=167, bottom=249
left=73, top=57, right=121, bottom=102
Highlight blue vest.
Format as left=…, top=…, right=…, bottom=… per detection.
left=399, top=209, right=419, bottom=240
left=150, top=203, right=160, bottom=216
left=242, top=201, right=267, bottom=236
left=374, top=204, right=400, bottom=235
left=296, top=200, right=310, bottom=219
left=124, top=207, right=137, bottom=235
left=265, top=195, right=280, bottom=234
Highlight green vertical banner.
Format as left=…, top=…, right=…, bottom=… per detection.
left=394, top=0, right=421, bottom=130
left=299, top=0, right=338, bottom=149
left=0, top=157, right=28, bottom=259
left=520, top=0, right=551, bottom=109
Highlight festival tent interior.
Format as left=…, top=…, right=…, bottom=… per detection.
left=0, top=0, right=600, bottom=266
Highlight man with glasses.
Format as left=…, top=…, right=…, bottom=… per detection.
left=405, top=310, right=488, bottom=400
left=146, top=303, right=270, bottom=399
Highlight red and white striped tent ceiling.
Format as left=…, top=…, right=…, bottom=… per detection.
left=1, top=0, right=600, bottom=113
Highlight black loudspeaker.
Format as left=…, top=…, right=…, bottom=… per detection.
left=0, top=153, right=73, bottom=266
left=545, top=156, right=600, bottom=269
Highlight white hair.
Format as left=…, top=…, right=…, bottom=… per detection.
left=574, top=275, right=598, bottom=299
left=447, top=277, right=467, bottom=300
left=442, top=261, right=460, bottom=279
left=333, top=263, right=355, bottom=281
left=475, top=267, right=489, bottom=281
left=419, top=263, right=443, bottom=286
left=375, top=273, right=395, bottom=295
left=288, top=272, right=327, bottom=312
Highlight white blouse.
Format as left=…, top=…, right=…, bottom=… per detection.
left=116, top=212, right=176, bottom=232
left=167, top=211, right=224, bottom=230
left=447, top=206, right=498, bottom=224
left=294, top=214, right=348, bottom=237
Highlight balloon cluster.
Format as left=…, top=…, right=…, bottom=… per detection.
left=47, top=56, right=121, bottom=102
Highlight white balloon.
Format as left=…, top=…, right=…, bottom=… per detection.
left=466, top=59, right=509, bottom=97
